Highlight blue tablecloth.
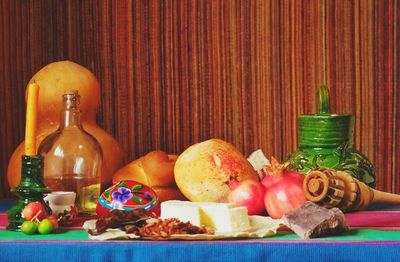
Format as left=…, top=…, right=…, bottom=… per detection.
left=1, top=239, right=400, bottom=262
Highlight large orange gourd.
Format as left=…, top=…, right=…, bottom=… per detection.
left=7, top=60, right=124, bottom=189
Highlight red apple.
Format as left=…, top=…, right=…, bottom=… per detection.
left=46, top=215, right=59, bottom=230
left=22, top=201, right=47, bottom=221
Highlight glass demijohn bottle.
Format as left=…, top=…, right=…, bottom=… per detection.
left=38, top=90, right=102, bottom=214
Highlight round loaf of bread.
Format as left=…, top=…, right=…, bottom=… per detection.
left=152, top=186, right=187, bottom=203
left=112, top=150, right=186, bottom=202
left=113, top=151, right=176, bottom=187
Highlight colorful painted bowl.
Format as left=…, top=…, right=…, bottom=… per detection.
left=96, top=180, right=158, bottom=216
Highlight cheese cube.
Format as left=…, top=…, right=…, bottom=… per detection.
left=160, top=201, right=202, bottom=226
left=200, top=205, right=250, bottom=233
left=160, top=200, right=251, bottom=233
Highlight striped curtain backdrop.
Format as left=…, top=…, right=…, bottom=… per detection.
left=0, top=0, right=398, bottom=198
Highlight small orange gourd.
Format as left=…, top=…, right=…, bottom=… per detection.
left=7, top=60, right=124, bottom=189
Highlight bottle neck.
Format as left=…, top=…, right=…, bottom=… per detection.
left=60, top=108, right=83, bottom=129
left=60, top=90, right=83, bottom=129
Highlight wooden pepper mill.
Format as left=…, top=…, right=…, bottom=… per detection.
left=303, top=168, right=400, bottom=212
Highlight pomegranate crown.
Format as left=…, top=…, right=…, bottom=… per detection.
left=263, top=157, right=290, bottom=176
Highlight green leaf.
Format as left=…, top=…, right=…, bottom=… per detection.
left=104, top=190, right=111, bottom=199
left=132, top=184, right=143, bottom=191
left=119, top=182, right=127, bottom=188
left=133, top=196, right=142, bottom=204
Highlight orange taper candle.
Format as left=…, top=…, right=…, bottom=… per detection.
left=24, top=82, right=40, bottom=156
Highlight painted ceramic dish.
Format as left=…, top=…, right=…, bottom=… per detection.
left=96, top=180, right=158, bottom=216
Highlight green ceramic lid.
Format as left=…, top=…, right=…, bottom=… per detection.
left=299, top=86, right=353, bottom=148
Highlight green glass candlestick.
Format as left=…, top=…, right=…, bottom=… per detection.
left=286, top=86, right=376, bottom=188
left=7, top=155, right=50, bottom=231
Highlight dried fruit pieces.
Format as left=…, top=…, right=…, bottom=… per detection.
left=88, top=209, right=212, bottom=239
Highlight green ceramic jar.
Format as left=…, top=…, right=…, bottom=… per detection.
left=286, top=86, right=376, bottom=188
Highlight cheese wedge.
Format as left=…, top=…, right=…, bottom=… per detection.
left=160, top=200, right=251, bottom=233
left=160, top=201, right=202, bottom=226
